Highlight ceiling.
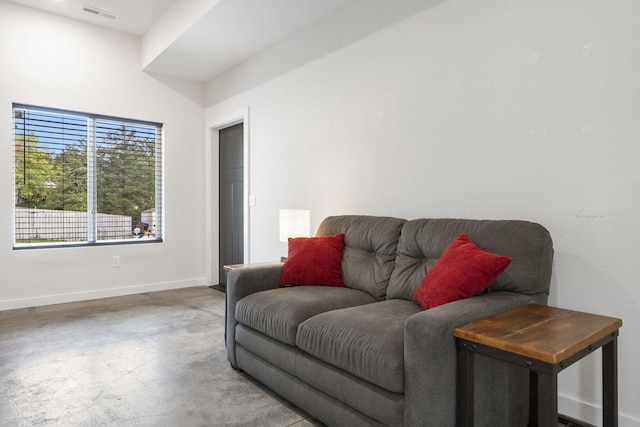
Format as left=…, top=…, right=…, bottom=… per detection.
left=7, top=0, right=354, bottom=83
left=7, top=0, right=174, bottom=36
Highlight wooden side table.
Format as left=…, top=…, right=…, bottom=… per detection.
left=454, top=304, right=622, bottom=427
left=223, top=263, right=248, bottom=271
left=222, top=261, right=283, bottom=289
left=223, top=261, right=282, bottom=271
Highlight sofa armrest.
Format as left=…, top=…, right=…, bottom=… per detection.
left=404, top=291, right=535, bottom=427
left=226, top=263, right=283, bottom=366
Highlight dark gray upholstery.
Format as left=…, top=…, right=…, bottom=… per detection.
left=295, top=352, right=405, bottom=426
left=404, top=291, right=533, bottom=426
left=235, top=324, right=405, bottom=427
left=317, top=215, right=406, bottom=300
left=297, top=299, right=422, bottom=393
left=225, top=263, right=283, bottom=366
left=226, top=216, right=554, bottom=427
left=387, top=218, right=554, bottom=300
left=236, top=286, right=376, bottom=345
left=235, top=324, right=299, bottom=374
left=236, top=346, right=387, bottom=427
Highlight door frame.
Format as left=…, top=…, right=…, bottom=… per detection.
left=206, top=107, right=250, bottom=286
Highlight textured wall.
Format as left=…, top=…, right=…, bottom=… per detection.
left=205, top=0, right=640, bottom=424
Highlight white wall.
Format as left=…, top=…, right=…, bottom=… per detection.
left=0, top=1, right=207, bottom=308
left=205, top=0, right=640, bottom=424
left=142, top=0, right=220, bottom=70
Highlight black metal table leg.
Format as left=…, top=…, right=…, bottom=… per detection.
left=457, top=343, right=475, bottom=427
left=536, top=371, right=558, bottom=427
left=602, top=337, right=618, bottom=427
left=529, top=370, right=538, bottom=426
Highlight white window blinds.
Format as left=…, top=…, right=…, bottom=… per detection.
left=13, top=104, right=163, bottom=247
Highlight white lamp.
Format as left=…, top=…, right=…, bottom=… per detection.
left=279, top=209, right=311, bottom=242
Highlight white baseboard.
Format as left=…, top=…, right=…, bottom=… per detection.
left=559, top=394, right=639, bottom=427
left=0, top=278, right=208, bottom=311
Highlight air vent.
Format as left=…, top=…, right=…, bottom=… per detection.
left=82, top=6, right=116, bottom=20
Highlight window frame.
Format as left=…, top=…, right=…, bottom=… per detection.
left=12, top=103, right=164, bottom=249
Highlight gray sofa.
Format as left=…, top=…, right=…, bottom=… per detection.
left=226, top=215, right=553, bottom=426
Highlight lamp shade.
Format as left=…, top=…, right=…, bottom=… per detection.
left=279, top=209, right=310, bottom=242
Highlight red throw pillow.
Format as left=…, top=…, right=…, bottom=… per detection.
left=413, top=233, right=512, bottom=309
left=280, top=234, right=345, bottom=287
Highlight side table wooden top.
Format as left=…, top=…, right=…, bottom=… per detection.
left=454, top=304, right=622, bottom=364
left=223, top=261, right=282, bottom=271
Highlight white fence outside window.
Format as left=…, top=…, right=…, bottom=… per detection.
left=15, top=208, right=132, bottom=242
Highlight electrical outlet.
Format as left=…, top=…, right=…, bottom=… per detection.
left=249, top=194, right=256, bottom=207
left=112, top=256, right=120, bottom=268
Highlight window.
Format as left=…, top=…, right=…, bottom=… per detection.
left=13, top=104, right=163, bottom=248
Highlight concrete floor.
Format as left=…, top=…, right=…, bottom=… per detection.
left=0, top=286, right=323, bottom=427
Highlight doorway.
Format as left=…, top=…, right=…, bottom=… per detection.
left=218, top=123, right=244, bottom=287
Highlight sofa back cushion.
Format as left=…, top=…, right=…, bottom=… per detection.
left=386, top=218, right=554, bottom=301
left=316, top=215, right=406, bottom=300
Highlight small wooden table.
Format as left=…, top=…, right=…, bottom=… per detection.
left=454, top=304, right=622, bottom=427
left=223, top=261, right=282, bottom=271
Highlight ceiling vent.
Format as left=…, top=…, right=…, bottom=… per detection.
left=82, top=6, right=116, bottom=20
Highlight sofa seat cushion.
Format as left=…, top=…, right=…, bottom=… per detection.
left=235, top=286, right=377, bottom=346
left=296, top=299, right=423, bottom=393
